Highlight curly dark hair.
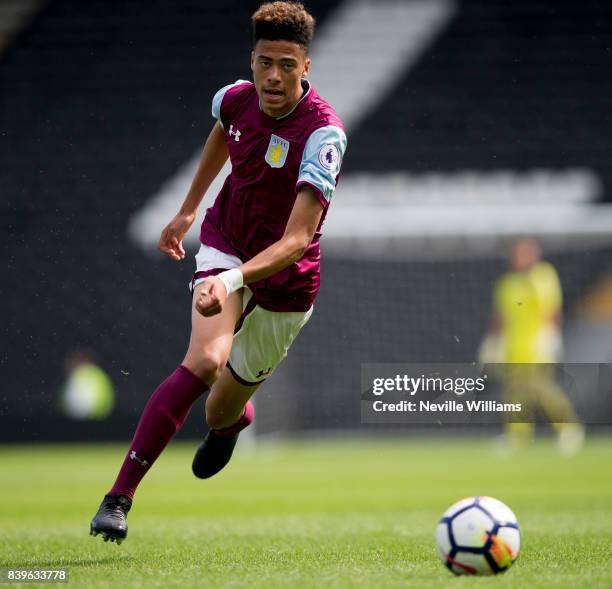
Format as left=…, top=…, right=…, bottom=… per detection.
left=251, top=2, right=316, bottom=51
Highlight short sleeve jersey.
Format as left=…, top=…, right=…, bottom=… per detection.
left=200, top=79, right=347, bottom=312
left=493, top=261, right=563, bottom=362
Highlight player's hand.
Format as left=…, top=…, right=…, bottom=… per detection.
left=158, top=212, right=195, bottom=261
left=195, top=276, right=228, bottom=317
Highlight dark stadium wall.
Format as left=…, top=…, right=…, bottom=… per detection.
left=345, top=0, right=612, bottom=200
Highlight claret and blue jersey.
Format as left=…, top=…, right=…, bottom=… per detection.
left=200, top=79, right=347, bottom=312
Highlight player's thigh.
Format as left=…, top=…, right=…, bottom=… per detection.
left=182, top=282, right=243, bottom=385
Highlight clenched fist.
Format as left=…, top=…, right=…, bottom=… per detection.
left=195, top=276, right=228, bottom=317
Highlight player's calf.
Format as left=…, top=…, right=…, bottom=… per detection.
left=192, top=401, right=254, bottom=479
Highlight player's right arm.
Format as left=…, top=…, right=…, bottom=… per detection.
left=158, top=121, right=228, bottom=261
left=477, top=279, right=504, bottom=363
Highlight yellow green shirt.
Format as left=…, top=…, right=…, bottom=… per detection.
left=493, top=261, right=562, bottom=363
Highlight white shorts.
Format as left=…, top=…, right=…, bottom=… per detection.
left=190, top=244, right=313, bottom=385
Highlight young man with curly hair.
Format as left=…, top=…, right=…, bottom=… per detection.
left=90, top=1, right=347, bottom=544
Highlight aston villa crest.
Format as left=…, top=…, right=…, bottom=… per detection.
left=265, top=134, right=290, bottom=168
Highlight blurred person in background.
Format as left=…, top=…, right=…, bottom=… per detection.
left=60, top=350, right=114, bottom=421
left=479, top=237, right=585, bottom=455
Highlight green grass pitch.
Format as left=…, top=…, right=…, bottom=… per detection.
left=1, top=437, right=611, bottom=588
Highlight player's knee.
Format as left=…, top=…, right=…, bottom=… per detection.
left=187, top=349, right=226, bottom=387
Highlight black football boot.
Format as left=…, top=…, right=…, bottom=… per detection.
left=90, top=494, right=132, bottom=544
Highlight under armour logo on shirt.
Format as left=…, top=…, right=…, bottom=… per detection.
left=229, top=124, right=241, bottom=141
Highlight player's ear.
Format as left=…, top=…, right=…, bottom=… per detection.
left=250, top=50, right=255, bottom=71
left=302, top=57, right=311, bottom=78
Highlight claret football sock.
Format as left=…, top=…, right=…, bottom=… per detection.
left=192, top=400, right=254, bottom=479
left=108, top=365, right=209, bottom=500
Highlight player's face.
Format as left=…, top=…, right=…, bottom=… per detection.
left=509, top=238, right=541, bottom=271
left=251, top=39, right=311, bottom=118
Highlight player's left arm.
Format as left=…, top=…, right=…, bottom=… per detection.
left=195, top=187, right=323, bottom=317
left=240, top=186, right=324, bottom=281
left=538, top=261, right=563, bottom=328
